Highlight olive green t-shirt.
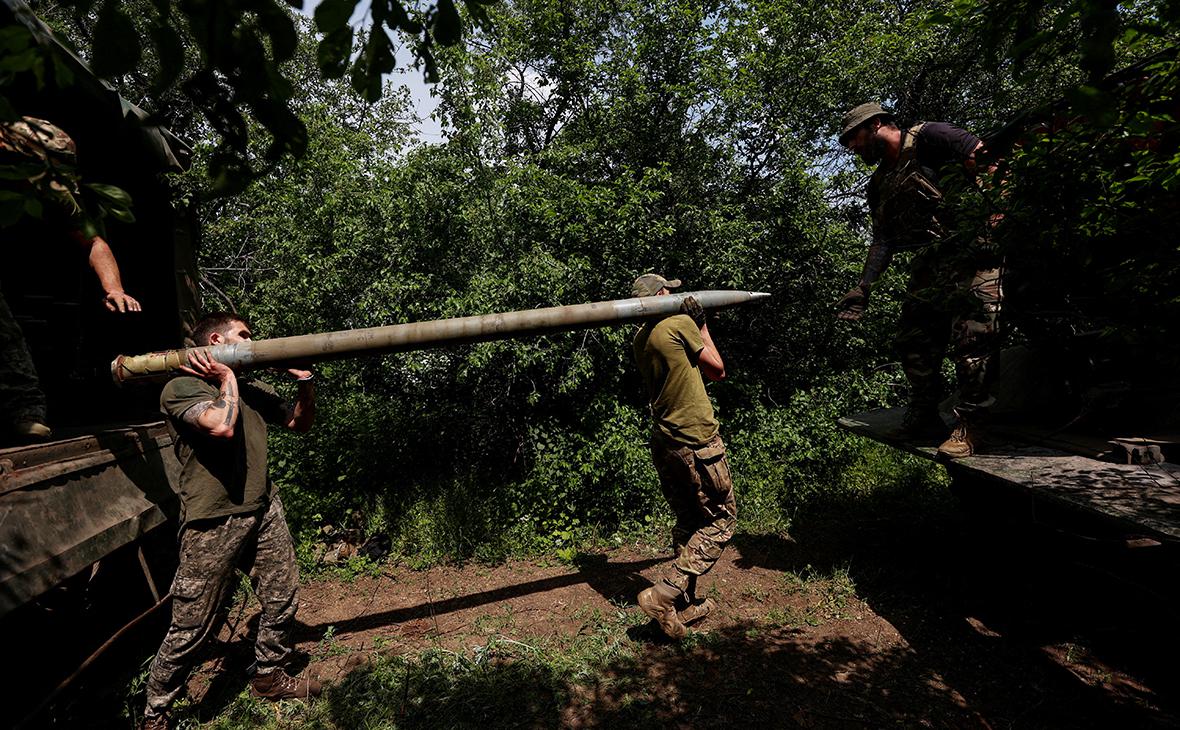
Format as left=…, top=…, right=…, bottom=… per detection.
left=161, top=375, right=288, bottom=524
left=632, top=314, right=719, bottom=448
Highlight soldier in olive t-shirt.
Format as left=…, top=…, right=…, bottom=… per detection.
left=629, top=274, right=737, bottom=641
left=144, top=313, right=320, bottom=728
left=161, top=375, right=288, bottom=523
left=633, top=314, right=719, bottom=448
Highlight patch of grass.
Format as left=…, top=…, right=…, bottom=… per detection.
left=766, top=605, right=822, bottom=628
left=314, top=625, right=350, bottom=661
left=772, top=563, right=861, bottom=625
left=172, top=600, right=661, bottom=729
left=472, top=603, right=518, bottom=635
left=740, top=585, right=771, bottom=603
left=118, top=655, right=154, bottom=724
left=818, top=566, right=858, bottom=620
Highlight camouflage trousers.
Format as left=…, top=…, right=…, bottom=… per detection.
left=650, top=434, right=737, bottom=599
left=896, top=250, right=1003, bottom=418
left=145, top=495, right=299, bottom=716
left=0, top=288, right=46, bottom=425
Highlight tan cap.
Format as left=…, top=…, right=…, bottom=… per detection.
left=631, top=273, right=682, bottom=298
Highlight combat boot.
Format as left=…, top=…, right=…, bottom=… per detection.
left=250, top=667, right=322, bottom=701
left=889, top=406, right=947, bottom=440
left=638, top=581, right=687, bottom=639
left=678, top=597, right=716, bottom=625
left=9, top=420, right=51, bottom=443
left=937, top=420, right=978, bottom=459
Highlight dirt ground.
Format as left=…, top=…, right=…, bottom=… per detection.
left=178, top=506, right=1179, bottom=729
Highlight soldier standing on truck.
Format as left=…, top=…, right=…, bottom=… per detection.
left=143, top=312, right=319, bottom=730
left=0, top=116, right=142, bottom=444
left=631, top=274, right=737, bottom=639
left=835, top=102, right=1003, bottom=458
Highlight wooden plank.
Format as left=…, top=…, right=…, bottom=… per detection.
left=838, top=408, right=1180, bottom=541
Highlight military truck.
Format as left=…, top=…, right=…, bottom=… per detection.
left=0, top=0, right=201, bottom=719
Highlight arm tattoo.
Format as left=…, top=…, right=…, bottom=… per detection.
left=222, top=380, right=238, bottom=427
left=182, top=401, right=212, bottom=426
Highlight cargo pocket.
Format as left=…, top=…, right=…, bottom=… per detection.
left=169, top=576, right=219, bottom=630
left=692, top=442, right=731, bottom=498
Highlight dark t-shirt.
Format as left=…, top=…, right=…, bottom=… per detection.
left=866, top=122, right=982, bottom=248
left=161, top=375, right=288, bottom=524
left=632, top=314, right=719, bottom=448
left=911, top=122, right=981, bottom=182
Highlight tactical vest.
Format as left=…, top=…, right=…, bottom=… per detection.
left=868, top=122, right=947, bottom=250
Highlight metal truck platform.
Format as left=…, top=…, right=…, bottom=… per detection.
left=838, top=407, right=1180, bottom=543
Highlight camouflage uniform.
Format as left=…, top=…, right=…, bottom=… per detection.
left=650, top=434, right=737, bottom=594
left=145, top=495, right=299, bottom=715
left=0, top=288, right=46, bottom=425
left=0, top=117, right=82, bottom=431
left=145, top=373, right=306, bottom=719
left=895, top=249, right=1002, bottom=416
left=870, top=122, right=1003, bottom=419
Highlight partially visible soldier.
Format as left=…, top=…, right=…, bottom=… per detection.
left=631, top=274, right=737, bottom=639
left=142, top=312, right=319, bottom=730
left=835, top=102, right=1003, bottom=458
left=0, top=116, right=142, bottom=444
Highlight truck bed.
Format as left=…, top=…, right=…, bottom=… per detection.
left=0, top=422, right=179, bottom=617
left=838, top=407, right=1180, bottom=543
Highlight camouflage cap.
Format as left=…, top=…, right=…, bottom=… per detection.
left=0, top=116, right=82, bottom=215
left=0, top=116, right=78, bottom=165
left=631, top=273, right=682, bottom=298
left=838, top=102, right=890, bottom=145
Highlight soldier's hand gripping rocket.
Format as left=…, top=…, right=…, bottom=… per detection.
left=680, top=296, right=708, bottom=329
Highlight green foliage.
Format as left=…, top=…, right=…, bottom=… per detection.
left=183, top=0, right=965, bottom=564
left=932, top=0, right=1179, bottom=82
left=987, top=52, right=1180, bottom=403
left=18, top=0, right=489, bottom=191
left=181, top=0, right=1177, bottom=565
left=925, top=2, right=1180, bottom=415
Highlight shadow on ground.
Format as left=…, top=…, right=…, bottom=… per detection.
left=730, top=501, right=1180, bottom=729
left=37, top=487, right=1180, bottom=729
left=270, top=506, right=1179, bottom=728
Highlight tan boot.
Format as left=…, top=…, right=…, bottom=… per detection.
left=250, top=667, right=322, bottom=701
left=678, top=597, right=716, bottom=625
left=638, top=582, right=687, bottom=639
left=937, top=420, right=977, bottom=458
left=10, top=420, right=51, bottom=443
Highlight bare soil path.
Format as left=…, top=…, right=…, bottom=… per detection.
left=183, top=508, right=1179, bottom=728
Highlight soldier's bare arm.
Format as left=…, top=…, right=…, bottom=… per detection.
left=837, top=240, right=893, bottom=321
left=697, top=325, right=726, bottom=381
left=281, top=369, right=315, bottom=433
left=71, top=230, right=142, bottom=313
left=178, top=350, right=240, bottom=438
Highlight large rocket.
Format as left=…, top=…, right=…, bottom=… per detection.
left=111, top=290, right=770, bottom=384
